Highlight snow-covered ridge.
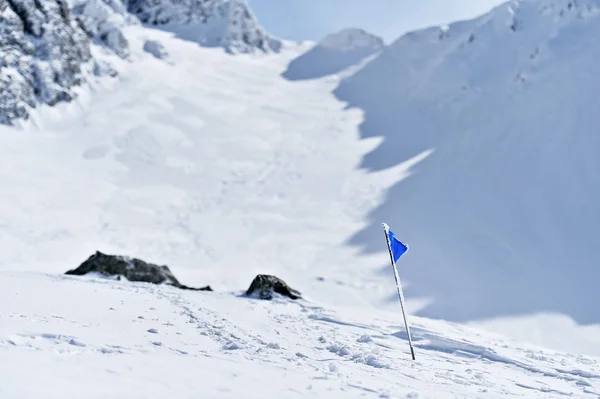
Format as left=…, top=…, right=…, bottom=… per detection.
left=318, top=28, right=384, bottom=52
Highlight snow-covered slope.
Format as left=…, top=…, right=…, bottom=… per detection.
left=329, top=0, right=600, bottom=351
left=283, top=28, right=384, bottom=81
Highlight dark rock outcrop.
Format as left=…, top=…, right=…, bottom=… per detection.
left=245, top=274, right=301, bottom=300
left=65, top=251, right=213, bottom=291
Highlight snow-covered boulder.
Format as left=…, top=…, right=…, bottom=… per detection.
left=143, top=39, right=169, bottom=59
left=66, top=251, right=213, bottom=291
left=126, top=0, right=281, bottom=53
left=282, top=28, right=384, bottom=81
left=0, top=0, right=92, bottom=125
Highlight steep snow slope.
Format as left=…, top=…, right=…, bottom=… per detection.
left=328, top=0, right=600, bottom=352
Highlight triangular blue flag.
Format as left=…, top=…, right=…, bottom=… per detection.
left=381, top=223, right=415, bottom=360
left=384, top=225, right=408, bottom=263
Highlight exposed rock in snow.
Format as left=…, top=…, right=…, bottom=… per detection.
left=0, top=0, right=92, bottom=125
left=245, top=274, right=302, bottom=300
left=143, top=39, right=169, bottom=59
left=126, top=0, right=281, bottom=53
left=282, top=28, right=384, bottom=81
left=92, top=59, right=119, bottom=77
left=70, top=0, right=138, bottom=59
left=65, top=251, right=213, bottom=291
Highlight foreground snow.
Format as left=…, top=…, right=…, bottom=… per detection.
left=3, top=272, right=600, bottom=398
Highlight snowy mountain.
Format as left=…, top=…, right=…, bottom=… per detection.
left=332, top=0, right=600, bottom=352
left=2, top=0, right=600, bottom=397
left=0, top=0, right=279, bottom=125
left=283, top=28, right=384, bottom=81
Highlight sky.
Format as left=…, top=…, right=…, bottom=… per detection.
left=247, top=0, right=508, bottom=43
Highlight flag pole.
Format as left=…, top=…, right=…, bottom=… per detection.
left=382, top=223, right=416, bottom=360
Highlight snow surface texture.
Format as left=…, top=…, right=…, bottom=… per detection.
left=283, top=28, right=385, bottom=81
left=126, top=0, right=282, bottom=53
left=322, top=0, right=600, bottom=350
left=3, top=271, right=600, bottom=398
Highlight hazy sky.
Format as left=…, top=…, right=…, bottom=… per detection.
left=247, top=0, right=507, bottom=43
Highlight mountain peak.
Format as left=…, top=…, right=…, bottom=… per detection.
left=318, top=28, right=384, bottom=52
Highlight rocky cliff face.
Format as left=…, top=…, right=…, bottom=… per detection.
left=0, top=0, right=279, bottom=125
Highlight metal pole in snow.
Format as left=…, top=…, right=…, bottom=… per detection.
left=382, top=224, right=416, bottom=361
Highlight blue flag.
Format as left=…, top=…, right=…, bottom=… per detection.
left=384, top=224, right=408, bottom=263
